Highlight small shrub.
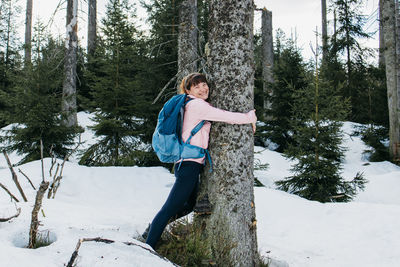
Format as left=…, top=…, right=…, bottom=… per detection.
left=359, top=125, right=390, bottom=162
left=30, top=230, right=53, bottom=249
left=156, top=219, right=212, bottom=267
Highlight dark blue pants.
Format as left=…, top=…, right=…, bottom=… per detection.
left=146, top=161, right=202, bottom=248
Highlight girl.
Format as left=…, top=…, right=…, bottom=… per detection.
left=145, top=73, right=256, bottom=249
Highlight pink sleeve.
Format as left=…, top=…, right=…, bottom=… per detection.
left=188, top=99, right=256, bottom=124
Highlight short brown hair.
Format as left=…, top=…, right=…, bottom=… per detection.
left=179, top=73, right=208, bottom=94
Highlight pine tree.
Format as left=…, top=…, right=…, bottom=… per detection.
left=276, top=42, right=366, bottom=203
left=266, top=31, right=309, bottom=152
left=2, top=22, right=78, bottom=163
left=330, top=0, right=371, bottom=120
left=80, top=0, right=148, bottom=166
left=0, top=0, right=22, bottom=127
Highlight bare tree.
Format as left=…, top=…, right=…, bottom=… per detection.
left=24, top=0, right=33, bottom=64
left=87, top=0, right=96, bottom=56
left=382, top=0, right=400, bottom=162
left=379, top=0, right=385, bottom=67
left=177, top=0, right=198, bottom=91
left=321, top=0, right=328, bottom=61
left=196, top=0, right=258, bottom=265
left=62, top=0, right=78, bottom=127
left=261, top=7, right=273, bottom=121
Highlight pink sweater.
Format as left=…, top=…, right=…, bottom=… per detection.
left=181, top=95, right=256, bottom=164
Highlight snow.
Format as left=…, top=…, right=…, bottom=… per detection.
left=1, top=112, right=400, bottom=266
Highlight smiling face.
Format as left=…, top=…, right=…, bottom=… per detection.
left=186, top=81, right=209, bottom=100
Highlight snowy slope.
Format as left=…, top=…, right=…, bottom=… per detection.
left=0, top=112, right=399, bottom=267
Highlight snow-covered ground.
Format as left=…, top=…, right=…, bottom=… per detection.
left=0, top=113, right=399, bottom=267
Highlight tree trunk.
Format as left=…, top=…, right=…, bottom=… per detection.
left=62, top=0, right=78, bottom=127
left=28, top=181, right=49, bottom=248
left=261, top=8, right=274, bottom=121
left=87, top=0, right=96, bottom=56
left=177, top=0, right=198, bottom=92
left=196, top=0, right=258, bottom=265
left=24, top=0, right=33, bottom=64
left=5, top=0, right=11, bottom=69
left=379, top=0, right=385, bottom=67
left=382, top=0, right=400, bottom=161
left=395, top=0, right=400, bottom=137
left=321, top=0, right=328, bottom=61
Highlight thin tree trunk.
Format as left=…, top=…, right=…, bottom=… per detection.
left=5, top=0, right=11, bottom=69
left=261, top=8, right=274, bottom=121
left=62, top=0, right=78, bottom=127
left=334, top=9, right=337, bottom=45
left=321, top=0, right=328, bottom=61
left=87, top=0, right=96, bottom=56
left=379, top=0, right=385, bottom=67
left=382, top=0, right=400, bottom=161
left=177, top=0, right=198, bottom=92
left=196, top=0, right=258, bottom=265
left=24, top=0, right=33, bottom=64
left=28, top=180, right=49, bottom=248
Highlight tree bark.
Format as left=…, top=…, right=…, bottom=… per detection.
left=177, top=0, right=198, bottom=92
left=379, top=0, right=385, bottom=67
left=87, top=0, right=97, bottom=56
left=24, top=0, right=33, bottom=64
left=196, top=0, right=258, bottom=265
left=395, top=0, right=400, bottom=142
left=62, top=0, right=78, bottom=127
left=321, top=0, right=328, bottom=61
left=382, top=0, right=400, bottom=161
left=261, top=8, right=274, bottom=121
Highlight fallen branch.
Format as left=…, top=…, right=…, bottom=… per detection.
left=3, top=151, right=27, bottom=202
left=28, top=180, right=49, bottom=248
left=0, top=207, right=21, bottom=222
left=66, top=237, right=115, bottom=267
left=0, top=182, right=19, bottom=202
left=66, top=238, right=179, bottom=267
left=18, top=169, right=36, bottom=190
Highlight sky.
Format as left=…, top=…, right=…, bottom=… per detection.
left=17, top=0, right=379, bottom=62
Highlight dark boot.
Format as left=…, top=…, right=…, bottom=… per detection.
left=141, top=223, right=151, bottom=240
left=193, top=194, right=212, bottom=215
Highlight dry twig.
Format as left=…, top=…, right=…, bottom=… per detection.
left=48, top=136, right=82, bottom=199
left=3, top=151, right=27, bottom=202
left=0, top=182, right=19, bottom=202
left=18, top=169, right=36, bottom=190
left=0, top=207, right=21, bottom=222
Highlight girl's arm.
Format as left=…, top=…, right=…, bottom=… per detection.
left=189, top=98, right=256, bottom=125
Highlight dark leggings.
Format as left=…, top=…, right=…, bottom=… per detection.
left=146, top=161, right=202, bottom=248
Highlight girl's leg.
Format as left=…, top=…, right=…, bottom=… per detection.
left=146, top=161, right=201, bottom=248
left=172, top=178, right=199, bottom=220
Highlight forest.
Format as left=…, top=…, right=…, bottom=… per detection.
left=0, top=0, right=399, bottom=266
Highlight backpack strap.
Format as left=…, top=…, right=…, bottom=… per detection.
left=185, top=120, right=205, bottom=144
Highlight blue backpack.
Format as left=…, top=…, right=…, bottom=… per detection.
left=152, top=94, right=212, bottom=170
